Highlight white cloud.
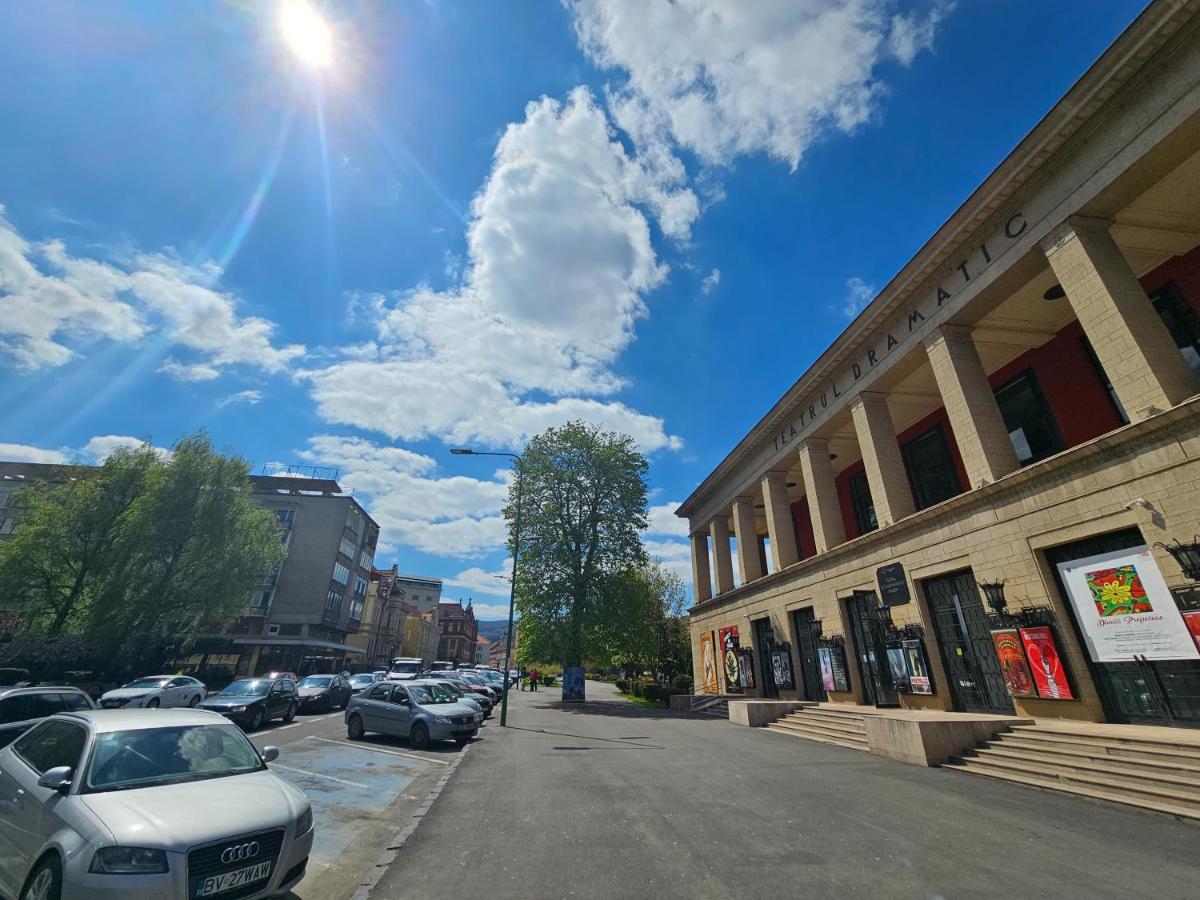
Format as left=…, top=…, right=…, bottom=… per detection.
left=304, top=88, right=684, bottom=454
left=297, top=434, right=509, bottom=559
left=82, top=435, right=171, bottom=462
left=0, top=206, right=303, bottom=378
left=216, top=389, right=264, bottom=408
left=700, top=268, right=720, bottom=295
left=644, top=537, right=693, bottom=592
left=571, top=0, right=952, bottom=170
left=0, top=443, right=71, bottom=464
left=645, top=501, right=689, bottom=538
left=444, top=561, right=514, bottom=598
left=843, top=275, right=875, bottom=317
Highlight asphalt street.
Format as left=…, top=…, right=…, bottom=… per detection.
left=244, top=703, right=469, bottom=900
left=372, top=680, right=1200, bottom=900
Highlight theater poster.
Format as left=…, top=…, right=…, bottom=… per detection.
left=818, top=647, right=837, bottom=693
left=699, top=631, right=719, bottom=693
left=1019, top=626, right=1074, bottom=700
left=902, top=639, right=931, bottom=695
left=1183, top=610, right=1200, bottom=654
left=719, top=626, right=742, bottom=694
left=991, top=628, right=1036, bottom=699
left=1057, top=546, right=1199, bottom=663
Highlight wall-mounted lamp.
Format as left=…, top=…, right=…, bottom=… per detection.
left=977, top=580, right=1008, bottom=615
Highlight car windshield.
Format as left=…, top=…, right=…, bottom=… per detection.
left=298, top=676, right=333, bottom=688
left=124, top=677, right=171, bottom=689
left=350, top=675, right=374, bottom=684
left=426, top=684, right=459, bottom=703
left=407, top=685, right=435, bottom=704
left=218, top=680, right=270, bottom=697
left=390, top=661, right=420, bottom=674
left=459, top=674, right=481, bottom=685
left=84, top=724, right=265, bottom=793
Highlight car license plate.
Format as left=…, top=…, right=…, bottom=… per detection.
left=196, top=860, right=271, bottom=896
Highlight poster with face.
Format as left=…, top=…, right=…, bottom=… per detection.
left=562, top=666, right=586, bottom=702
left=699, top=631, right=719, bottom=693
left=991, top=628, right=1036, bottom=698
left=886, top=646, right=910, bottom=692
left=1019, top=626, right=1074, bottom=700
left=818, top=647, right=837, bottom=693
left=1056, top=546, right=1199, bottom=663
left=902, top=639, right=931, bottom=695
left=719, top=626, right=742, bottom=694
left=771, top=650, right=796, bottom=689
left=738, top=649, right=755, bottom=689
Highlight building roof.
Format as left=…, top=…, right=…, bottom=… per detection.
left=393, top=573, right=443, bottom=588
left=676, top=0, right=1194, bottom=520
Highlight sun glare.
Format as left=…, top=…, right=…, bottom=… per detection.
left=280, top=0, right=333, bottom=69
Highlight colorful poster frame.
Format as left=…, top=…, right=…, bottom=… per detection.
left=1019, top=625, right=1074, bottom=700
left=699, top=630, right=719, bottom=694
left=991, top=628, right=1037, bottom=699
left=902, top=638, right=932, bottom=695
left=719, top=626, right=742, bottom=694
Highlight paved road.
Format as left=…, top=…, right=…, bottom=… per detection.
left=373, top=680, right=1200, bottom=899
left=243, top=703, right=470, bottom=899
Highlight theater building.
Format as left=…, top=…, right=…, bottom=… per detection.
left=680, top=0, right=1200, bottom=733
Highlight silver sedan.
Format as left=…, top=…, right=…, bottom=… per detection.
left=0, top=708, right=313, bottom=900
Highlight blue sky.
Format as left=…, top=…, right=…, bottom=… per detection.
left=0, top=0, right=1148, bottom=617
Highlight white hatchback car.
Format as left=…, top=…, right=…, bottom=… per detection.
left=0, top=709, right=313, bottom=900
left=99, top=675, right=207, bottom=709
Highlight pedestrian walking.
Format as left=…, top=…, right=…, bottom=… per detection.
left=530, top=667, right=538, bottom=692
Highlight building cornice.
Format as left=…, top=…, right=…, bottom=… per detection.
left=678, top=0, right=1200, bottom=522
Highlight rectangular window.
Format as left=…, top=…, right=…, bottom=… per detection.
left=332, top=562, right=350, bottom=585
left=993, top=369, right=1065, bottom=465
left=0, top=517, right=13, bottom=536
left=847, top=470, right=877, bottom=535
left=901, top=423, right=962, bottom=510
left=1150, top=282, right=1200, bottom=379
left=354, top=576, right=369, bottom=597
left=360, top=549, right=374, bottom=571
left=339, top=536, right=357, bottom=560
left=348, top=598, right=364, bottom=621
left=275, top=509, right=295, bottom=528
left=325, top=589, right=343, bottom=614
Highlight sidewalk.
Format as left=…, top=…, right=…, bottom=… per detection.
left=370, top=679, right=1200, bottom=899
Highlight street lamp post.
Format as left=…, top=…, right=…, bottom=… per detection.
left=450, top=447, right=523, bottom=726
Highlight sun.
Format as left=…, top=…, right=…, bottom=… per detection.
left=279, top=0, right=333, bottom=69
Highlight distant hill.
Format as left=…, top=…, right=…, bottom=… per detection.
left=476, top=619, right=510, bottom=642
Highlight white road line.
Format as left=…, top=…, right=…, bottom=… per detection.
left=308, top=736, right=452, bottom=766
left=269, top=762, right=369, bottom=789
left=320, top=713, right=342, bottom=720
left=275, top=723, right=300, bottom=730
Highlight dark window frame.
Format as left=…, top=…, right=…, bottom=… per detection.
left=1079, top=335, right=1129, bottom=425
left=992, top=368, right=1066, bottom=466
left=1149, top=281, right=1200, bottom=379
left=901, top=423, right=963, bottom=510
left=846, top=469, right=877, bottom=535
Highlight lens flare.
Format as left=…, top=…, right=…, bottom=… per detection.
left=280, top=0, right=333, bottom=69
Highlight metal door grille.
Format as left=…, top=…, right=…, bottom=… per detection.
left=845, top=591, right=899, bottom=708
left=792, top=609, right=826, bottom=702
left=923, top=572, right=1014, bottom=715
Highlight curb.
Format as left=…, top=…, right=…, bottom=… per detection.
left=351, top=741, right=472, bottom=899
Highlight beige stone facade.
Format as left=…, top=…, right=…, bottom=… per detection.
left=679, top=1, right=1200, bottom=729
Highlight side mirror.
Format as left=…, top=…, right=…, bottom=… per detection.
left=261, top=746, right=280, bottom=763
left=37, top=766, right=72, bottom=793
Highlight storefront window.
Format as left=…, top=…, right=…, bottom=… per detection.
left=993, top=369, right=1065, bottom=465
left=901, top=424, right=962, bottom=510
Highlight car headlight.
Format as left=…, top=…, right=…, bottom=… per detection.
left=433, top=715, right=451, bottom=724
left=296, top=806, right=313, bottom=835
left=229, top=705, right=247, bottom=713
left=89, top=846, right=168, bottom=874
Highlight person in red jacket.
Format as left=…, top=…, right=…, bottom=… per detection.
left=529, top=667, right=539, bottom=692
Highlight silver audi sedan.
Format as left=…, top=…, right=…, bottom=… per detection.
left=0, top=708, right=313, bottom=900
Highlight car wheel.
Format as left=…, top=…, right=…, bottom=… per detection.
left=249, top=708, right=265, bottom=731
left=347, top=714, right=365, bottom=740
left=283, top=703, right=297, bottom=724
left=21, top=853, right=62, bottom=900
left=410, top=721, right=431, bottom=750
left=146, top=698, right=160, bottom=709
left=188, top=694, right=200, bottom=708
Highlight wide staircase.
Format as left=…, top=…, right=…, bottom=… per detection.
left=691, top=696, right=730, bottom=718
left=944, top=722, right=1200, bottom=820
left=765, top=705, right=868, bottom=751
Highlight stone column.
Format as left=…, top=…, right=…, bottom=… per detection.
left=761, top=471, right=800, bottom=571
left=850, top=392, right=915, bottom=526
left=798, top=438, right=846, bottom=554
left=924, top=324, right=1020, bottom=488
left=690, top=531, right=712, bottom=604
left=1043, top=216, right=1196, bottom=419
left=731, top=496, right=764, bottom=584
left=709, top=515, right=735, bottom=595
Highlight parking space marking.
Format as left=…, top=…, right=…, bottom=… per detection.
left=308, top=736, right=453, bottom=766
left=269, top=762, right=369, bottom=789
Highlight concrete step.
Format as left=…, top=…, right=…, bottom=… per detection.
left=1003, top=729, right=1200, bottom=766
left=981, top=737, right=1200, bottom=778
left=807, top=706, right=872, bottom=723
left=779, top=713, right=866, bottom=737
left=966, top=747, right=1200, bottom=803
left=944, top=757, right=1200, bottom=821
left=766, top=720, right=868, bottom=751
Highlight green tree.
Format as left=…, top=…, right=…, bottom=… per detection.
left=509, top=421, right=649, bottom=668
left=0, top=433, right=285, bottom=675
left=602, top=560, right=688, bottom=680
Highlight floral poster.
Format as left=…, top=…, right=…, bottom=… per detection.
left=991, top=628, right=1036, bottom=698
left=1019, top=626, right=1074, bottom=700
left=1057, top=546, right=1199, bottom=663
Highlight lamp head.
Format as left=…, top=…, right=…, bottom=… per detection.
left=450, top=448, right=474, bottom=456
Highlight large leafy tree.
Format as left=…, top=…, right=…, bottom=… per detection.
left=510, top=421, right=648, bottom=667
left=0, top=433, right=285, bottom=675
left=602, top=560, right=689, bottom=679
